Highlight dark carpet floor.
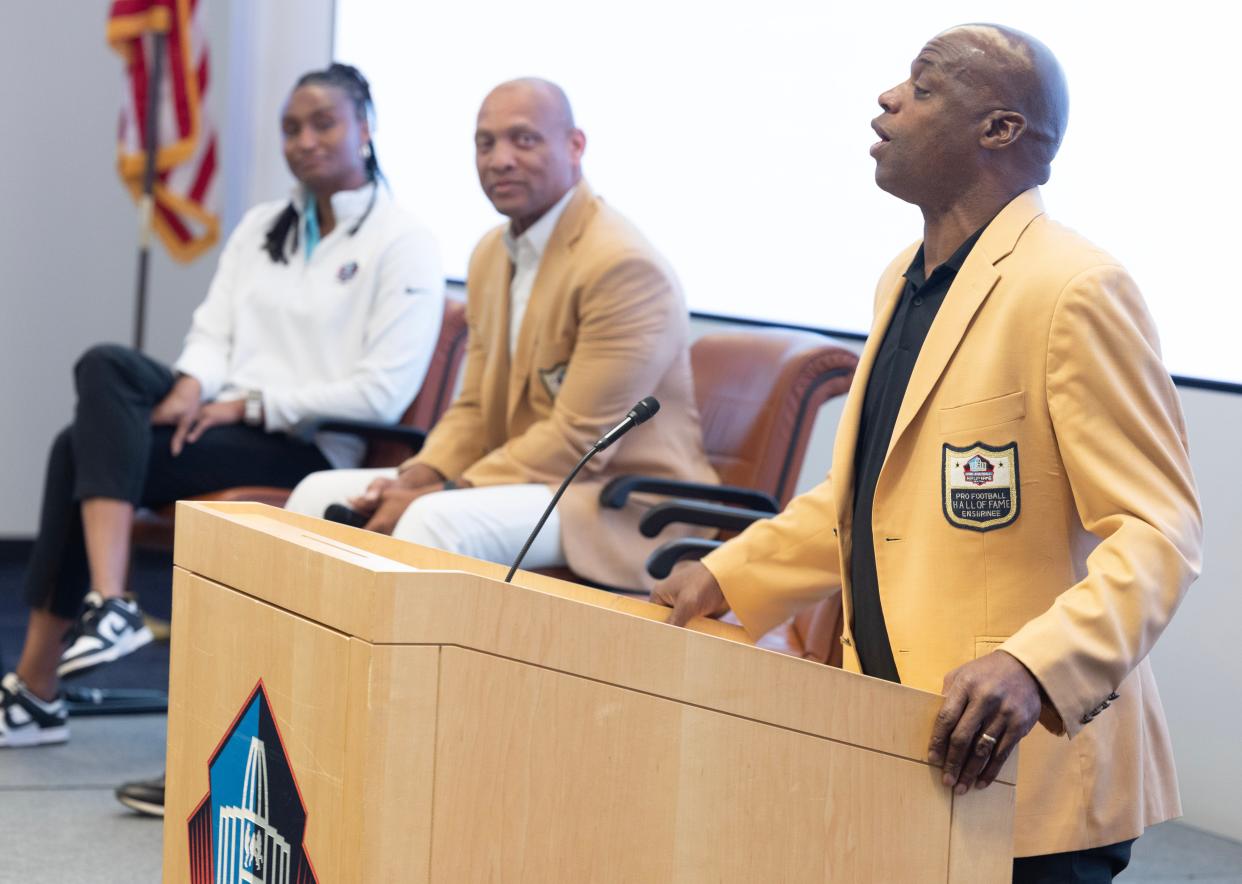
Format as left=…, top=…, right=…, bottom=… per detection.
left=0, top=540, right=172, bottom=693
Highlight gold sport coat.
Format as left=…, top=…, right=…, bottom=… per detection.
left=702, top=189, right=1203, bottom=857
left=406, top=182, right=717, bottom=589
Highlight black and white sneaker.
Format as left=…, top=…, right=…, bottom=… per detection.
left=58, top=591, right=154, bottom=679
left=116, top=773, right=166, bottom=817
left=0, top=672, right=69, bottom=748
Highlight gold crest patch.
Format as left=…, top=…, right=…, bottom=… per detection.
left=942, top=442, right=1020, bottom=531
left=538, top=362, right=568, bottom=399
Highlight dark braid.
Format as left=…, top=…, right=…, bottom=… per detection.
left=263, top=63, right=381, bottom=263
left=262, top=206, right=300, bottom=264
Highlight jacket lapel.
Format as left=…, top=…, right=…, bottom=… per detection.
left=506, top=182, right=598, bottom=422
left=831, top=268, right=908, bottom=532
left=480, top=241, right=515, bottom=446
left=882, top=189, right=1046, bottom=462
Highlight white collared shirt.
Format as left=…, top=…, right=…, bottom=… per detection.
left=174, top=182, right=445, bottom=468
left=502, top=185, right=577, bottom=356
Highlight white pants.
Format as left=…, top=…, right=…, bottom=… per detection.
left=285, top=468, right=566, bottom=570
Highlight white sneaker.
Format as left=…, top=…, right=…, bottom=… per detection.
left=0, top=672, right=68, bottom=748
left=58, top=591, right=154, bottom=679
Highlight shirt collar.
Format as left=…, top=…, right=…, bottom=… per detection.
left=503, top=184, right=578, bottom=264
left=904, top=220, right=990, bottom=289
left=291, top=180, right=381, bottom=227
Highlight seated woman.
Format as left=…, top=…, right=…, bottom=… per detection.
left=0, top=63, right=444, bottom=748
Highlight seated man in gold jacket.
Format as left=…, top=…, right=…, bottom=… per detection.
left=289, top=79, right=716, bottom=590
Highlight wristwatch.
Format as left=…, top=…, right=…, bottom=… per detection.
left=243, top=389, right=264, bottom=427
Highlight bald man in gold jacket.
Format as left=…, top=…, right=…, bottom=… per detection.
left=289, top=78, right=715, bottom=590
left=654, top=25, right=1201, bottom=878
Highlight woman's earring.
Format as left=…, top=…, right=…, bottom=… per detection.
left=360, top=142, right=373, bottom=161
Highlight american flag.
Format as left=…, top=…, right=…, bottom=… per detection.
left=108, top=0, right=219, bottom=262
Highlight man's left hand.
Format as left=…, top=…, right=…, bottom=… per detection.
left=927, top=650, right=1042, bottom=794
left=362, top=482, right=450, bottom=536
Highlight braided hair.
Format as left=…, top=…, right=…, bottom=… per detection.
left=264, top=63, right=381, bottom=263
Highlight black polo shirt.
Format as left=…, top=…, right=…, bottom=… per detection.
left=849, top=226, right=987, bottom=682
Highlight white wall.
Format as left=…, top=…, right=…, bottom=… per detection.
left=0, top=0, right=220, bottom=533
left=0, top=0, right=331, bottom=537
left=1147, top=387, right=1242, bottom=841
left=1, top=0, right=1238, bottom=845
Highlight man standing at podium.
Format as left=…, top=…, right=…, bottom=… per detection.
left=288, top=78, right=716, bottom=590
left=652, top=24, right=1202, bottom=882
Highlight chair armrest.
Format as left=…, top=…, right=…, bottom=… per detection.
left=600, top=475, right=779, bottom=513
left=292, top=417, right=427, bottom=453
left=639, top=500, right=775, bottom=537
left=645, top=538, right=723, bottom=579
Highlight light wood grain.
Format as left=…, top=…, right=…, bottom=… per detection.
left=432, top=646, right=961, bottom=883
left=340, top=643, right=440, bottom=882
left=173, top=501, right=748, bottom=643
left=164, top=501, right=1016, bottom=882
left=173, top=502, right=1016, bottom=784
left=948, top=771, right=1018, bottom=883
left=163, top=569, right=354, bottom=883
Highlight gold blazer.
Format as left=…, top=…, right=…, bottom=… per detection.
left=407, top=182, right=717, bottom=589
left=702, top=189, right=1202, bottom=856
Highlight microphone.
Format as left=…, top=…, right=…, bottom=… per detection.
left=593, top=396, right=660, bottom=452
left=504, top=396, right=660, bottom=583
left=323, top=503, right=369, bottom=529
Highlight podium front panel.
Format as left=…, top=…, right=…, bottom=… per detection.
left=163, top=503, right=1015, bottom=883
left=431, top=646, right=954, bottom=881
left=164, top=569, right=355, bottom=881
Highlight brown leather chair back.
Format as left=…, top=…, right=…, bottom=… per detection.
left=363, top=296, right=468, bottom=467
left=690, top=328, right=857, bottom=507
left=786, top=589, right=846, bottom=667
left=691, top=328, right=857, bottom=666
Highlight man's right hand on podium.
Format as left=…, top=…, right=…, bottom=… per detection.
left=650, top=561, right=731, bottom=627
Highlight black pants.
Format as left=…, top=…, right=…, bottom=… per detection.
left=1013, top=839, right=1135, bottom=883
left=23, top=344, right=331, bottom=619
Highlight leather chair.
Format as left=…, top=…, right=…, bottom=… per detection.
left=602, top=327, right=856, bottom=563
left=598, top=326, right=858, bottom=664
left=131, top=296, right=468, bottom=549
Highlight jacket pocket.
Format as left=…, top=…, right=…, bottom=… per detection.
left=938, top=390, right=1026, bottom=435
left=974, top=636, right=1011, bottom=659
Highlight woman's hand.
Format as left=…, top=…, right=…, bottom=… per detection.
left=171, top=399, right=245, bottom=456
left=152, top=375, right=203, bottom=427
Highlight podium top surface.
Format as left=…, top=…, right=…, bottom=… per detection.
left=173, top=500, right=750, bottom=644
left=171, top=501, right=1016, bottom=784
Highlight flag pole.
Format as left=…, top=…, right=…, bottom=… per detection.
left=133, top=30, right=166, bottom=353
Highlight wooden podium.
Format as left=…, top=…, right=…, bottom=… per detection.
left=162, top=502, right=1015, bottom=883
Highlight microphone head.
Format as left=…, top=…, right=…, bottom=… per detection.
left=630, top=396, right=660, bottom=425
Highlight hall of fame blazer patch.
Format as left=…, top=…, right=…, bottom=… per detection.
left=539, top=362, right=568, bottom=400
left=942, top=442, right=1020, bottom=531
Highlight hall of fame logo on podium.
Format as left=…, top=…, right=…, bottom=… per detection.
left=187, top=681, right=318, bottom=884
